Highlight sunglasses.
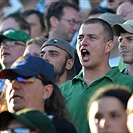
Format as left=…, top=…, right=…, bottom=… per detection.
left=6, top=76, right=43, bottom=84
left=17, top=77, right=36, bottom=83
left=1, top=127, right=32, bottom=133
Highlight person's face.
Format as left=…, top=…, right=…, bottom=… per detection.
left=25, top=14, right=43, bottom=38
left=127, top=95, right=133, bottom=133
left=88, top=97, right=128, bottom=133
left=4, top=119, right=38, bottom=133
left=56, top=6, right=80, bottom=42
left=41, top=46, right=68, bottom=78
left=5, top=77, right=45, bottom=113
left=0, top=39, right=26, bottom=68
left=77, top=23, right=112, bottom=68
left=0, top=18, right=20, bottom=33
left=118, top=33, right=133, bottom=64
left=23, top=44, right=42, bottom=56
left=116, top=2, right=133, bottom=20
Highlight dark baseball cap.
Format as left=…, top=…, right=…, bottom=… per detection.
left=0, top=29, right=30, bottom=43
left=0, top=55, right=55, bottom=82
left=41, top=38, right=75, bottom=60
left=112, top=20, right=133, bottom=36
left=0, top=108, right=56, bottom=133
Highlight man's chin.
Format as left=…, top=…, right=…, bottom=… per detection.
left=8, top=103, right=24, bottom=112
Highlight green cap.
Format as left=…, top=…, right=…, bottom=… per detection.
left=0, top=108, right=56, bottom=133
left=0, top=29, right=30, bottom=43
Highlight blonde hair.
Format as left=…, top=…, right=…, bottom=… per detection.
left=26, top=36, right=47, bottom=47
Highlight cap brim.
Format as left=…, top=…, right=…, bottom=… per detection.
left=0, top=68, right=39, bottom=79
left=112, top=24, right=133, bottom=36
left=0, top=111, right=35, bottom=131
left=0, top=35, right=6, bottom=43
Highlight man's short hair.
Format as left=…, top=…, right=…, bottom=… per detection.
left=83, top=18, right=114, bottom=42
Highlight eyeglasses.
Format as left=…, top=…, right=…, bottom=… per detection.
left=0, top=40, right=25, bottom=47
left=1, top=127, right=32, bottom=133
left=118, top=36, right=133, bottom=43
left=59, top=18, right=80, bottom=26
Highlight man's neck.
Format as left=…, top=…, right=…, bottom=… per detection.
left=83, top=65, right=111, bottom=86
left=2, top=64, right=11, bottom=69
left=110, top=45, right=120, bottom=59
left=127, top=64, right=133, bottom=76
left=49, top=29, right=59, bottom=39
left=56, top=72, right=68, bottom=86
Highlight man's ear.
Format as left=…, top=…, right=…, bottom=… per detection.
left=105, top=40, right=114, bottom=54
left=50, top=16, right=59, bottom=27
left=66, top=59, right=74, bottom=70
left=43, top=84, right=53, bottom=100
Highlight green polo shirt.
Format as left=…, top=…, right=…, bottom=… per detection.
left=60, top=67, right=133, bottom=133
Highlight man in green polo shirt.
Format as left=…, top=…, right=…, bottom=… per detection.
left=60, top=18, right=133, bottom=133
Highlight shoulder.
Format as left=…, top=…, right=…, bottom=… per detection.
left=109, top=67, right=132, bottom=80
left=112, top=68, right=133, bottom=92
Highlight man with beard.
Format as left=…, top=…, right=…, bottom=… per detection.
left=40, top=38, right=76, bottom=86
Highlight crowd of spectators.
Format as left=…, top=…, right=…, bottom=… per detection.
left=0, top=0, right=133, bottom=133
